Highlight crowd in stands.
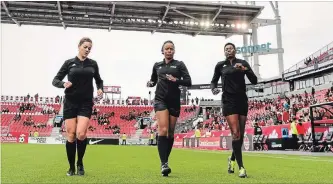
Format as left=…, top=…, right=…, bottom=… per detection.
left=143, top=105, right=199, bottom=137
left=3, top=85, right=331, bottom=138
left=1, top=107, right=10, bottom=113
left=190, top=85, right=333, bottom=134
left=105, top=125, right=121, bottom=134
left=83, top=106, right=153, bottom=136
left=184, top=106, right=197, bottom=113
left=22, top=115, right=47, bottom=129
left=93, top=96, right=151, bottom=106
left=303, top=47, right=333, bottom=67
left=1, top=94, right=63, bottom=137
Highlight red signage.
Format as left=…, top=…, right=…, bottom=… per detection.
left=1, top=126, right=9, bottom=136
left=103, top=86, right=121, bottom=94
left=127, top=96, right=141, bottom=100
left=173, top=138, right=183, bottom=148
left=1, top=132, right=28, bottom=144
left=198, top=137, right=221, bottom=150
left=175, top=120, right=332, bottom=139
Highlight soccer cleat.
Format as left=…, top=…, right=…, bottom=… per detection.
left=66, top=168, right=75, bottom=176
left=161, top=163, right=171, bottom=177
left=227, top=156, right=235, bottom=174
left=239, top=167, right=247, bottom=178
left=77, top=165, right=85, bottom=176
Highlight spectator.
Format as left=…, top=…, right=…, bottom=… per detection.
left=290, top=117, right=298, bottom=150
left=253, top=123, right=262, bottom=135
left=296, top=119, right=305, bottom=141
left=121, top=133, right=127, bottom=145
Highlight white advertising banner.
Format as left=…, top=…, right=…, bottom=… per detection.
left=28, top=137, right=67, bottom=144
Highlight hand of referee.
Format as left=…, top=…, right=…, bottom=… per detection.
left=97, top=89, right=103, bottom=97
left=166, top=74, right=177, bottom=82
left=147, top=81, right=154, bottom=87
left=212, top=88, right=220, bottom=95
left=234, top=63, right=248, bottom=71
left=63, top=81, right=72, bottom=88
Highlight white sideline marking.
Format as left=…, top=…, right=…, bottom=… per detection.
left=186, top=150, right=333, bottom=163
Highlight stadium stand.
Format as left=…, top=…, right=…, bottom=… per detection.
left=82, top=105, right=154, bottom=137
left=1, top=95, right=61, bottom=137
left=303, top=47, right=333, bottom=66
left=178, top=86, right=333, bottom=136
left=0, top=92, right=200, bottom=138
left=141, top=105, right=199, bottom=138
left=174, top=41, right=333, bottom=141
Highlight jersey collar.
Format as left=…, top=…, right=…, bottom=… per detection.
left=75, top=56, right=89, bottom=63
left=224, top=57, right=237, bottom=65
left=163, top=58, right=175, bottom=65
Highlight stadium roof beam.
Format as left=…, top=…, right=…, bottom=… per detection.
left=108, top=3, right=116, bottom=32
left=194, top=5, right=223, bottom=36
left=57, top=1, right=66, bottom=29
left=252, top=18, right=279, bottom=27
left=151, top=1, right=170, bottom=34
left=1, top=1, right=21, bottom=26
left=0, top=1, right=263, bottom=36
left=171, top=8, right=199, bottom=21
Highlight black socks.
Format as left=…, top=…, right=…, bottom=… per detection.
left=66, top=141, right=76, bottom=170
left=157, top=136, right=175, bottom=165
left=66, top=138, right=87, bottom=170
left=157, top=136, right=168, bottom=165
left=232, top=140, right=244, bottom=169
left=76, top=138, right=87, bottom=166
left=167, top=137, right=174, bottom=160
left=230, top=151, right=236, bottom=161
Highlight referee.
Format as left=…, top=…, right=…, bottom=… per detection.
left=52, top=37, right=104, bottom=176
left=147, top=40, right=192, bottom=177
left=211, top=43, right=257, bottom=178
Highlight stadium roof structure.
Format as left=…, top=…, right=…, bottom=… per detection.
left=0, top=1, right=263, bottom=37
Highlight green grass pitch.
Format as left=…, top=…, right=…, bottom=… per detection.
left=1, top=144, right=332, bottom=183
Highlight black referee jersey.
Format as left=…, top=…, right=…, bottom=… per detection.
left=52, top=56, right=104, bottom=100
left=150, top=59, right=192, bottom=101
left=210, top=58, right=258, bottom=94
left=211, top=58, right=258, bottom=116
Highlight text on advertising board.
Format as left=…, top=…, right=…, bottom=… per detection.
left=236, top=42, right=271, bottom=54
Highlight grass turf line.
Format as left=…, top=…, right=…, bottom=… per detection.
left=2, top=144, right=332, bottom=183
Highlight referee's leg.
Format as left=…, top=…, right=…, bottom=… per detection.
left=154, top=102, right=172, bottom=176
left=65, top=118, right=77, bottom=176
left=167, top=115, right=176, bottom=159
left=164, top=97, right=180, bottom=164
left=75, top=100, right=93, bottom=176
left=76, top=116, right=90, bottom=176
left=166, top=107, right=180, bottom=172
left=225, top=114, right=247, bottom=178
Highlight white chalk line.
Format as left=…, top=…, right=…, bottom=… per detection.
left=180, top=149, right=333, bottom=163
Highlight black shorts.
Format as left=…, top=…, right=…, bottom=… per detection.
left=222, top=92, right=248, bottom=116
left=154, top=99, right=180, bottom=117
left=63, top=97, right=94, bottom=120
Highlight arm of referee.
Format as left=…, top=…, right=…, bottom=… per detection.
left=52, top=61, right=68, bottom=88
left=210, top=62, right=222, bottom=89
left=93, top=62, right=104, bottom=91
left=176, top=61, right=192, bottom=87
left=243, top=60, right=258, bottom=85
left=149, top=63, right=158, bottom=87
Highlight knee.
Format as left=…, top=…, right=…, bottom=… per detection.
left=67, top=132, right=76, bottom=142
left=76, top=131, right=87, bottom=141
left=159, top=127, right=168, bottom=136
left=232, top=132, right=240, bottom=141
